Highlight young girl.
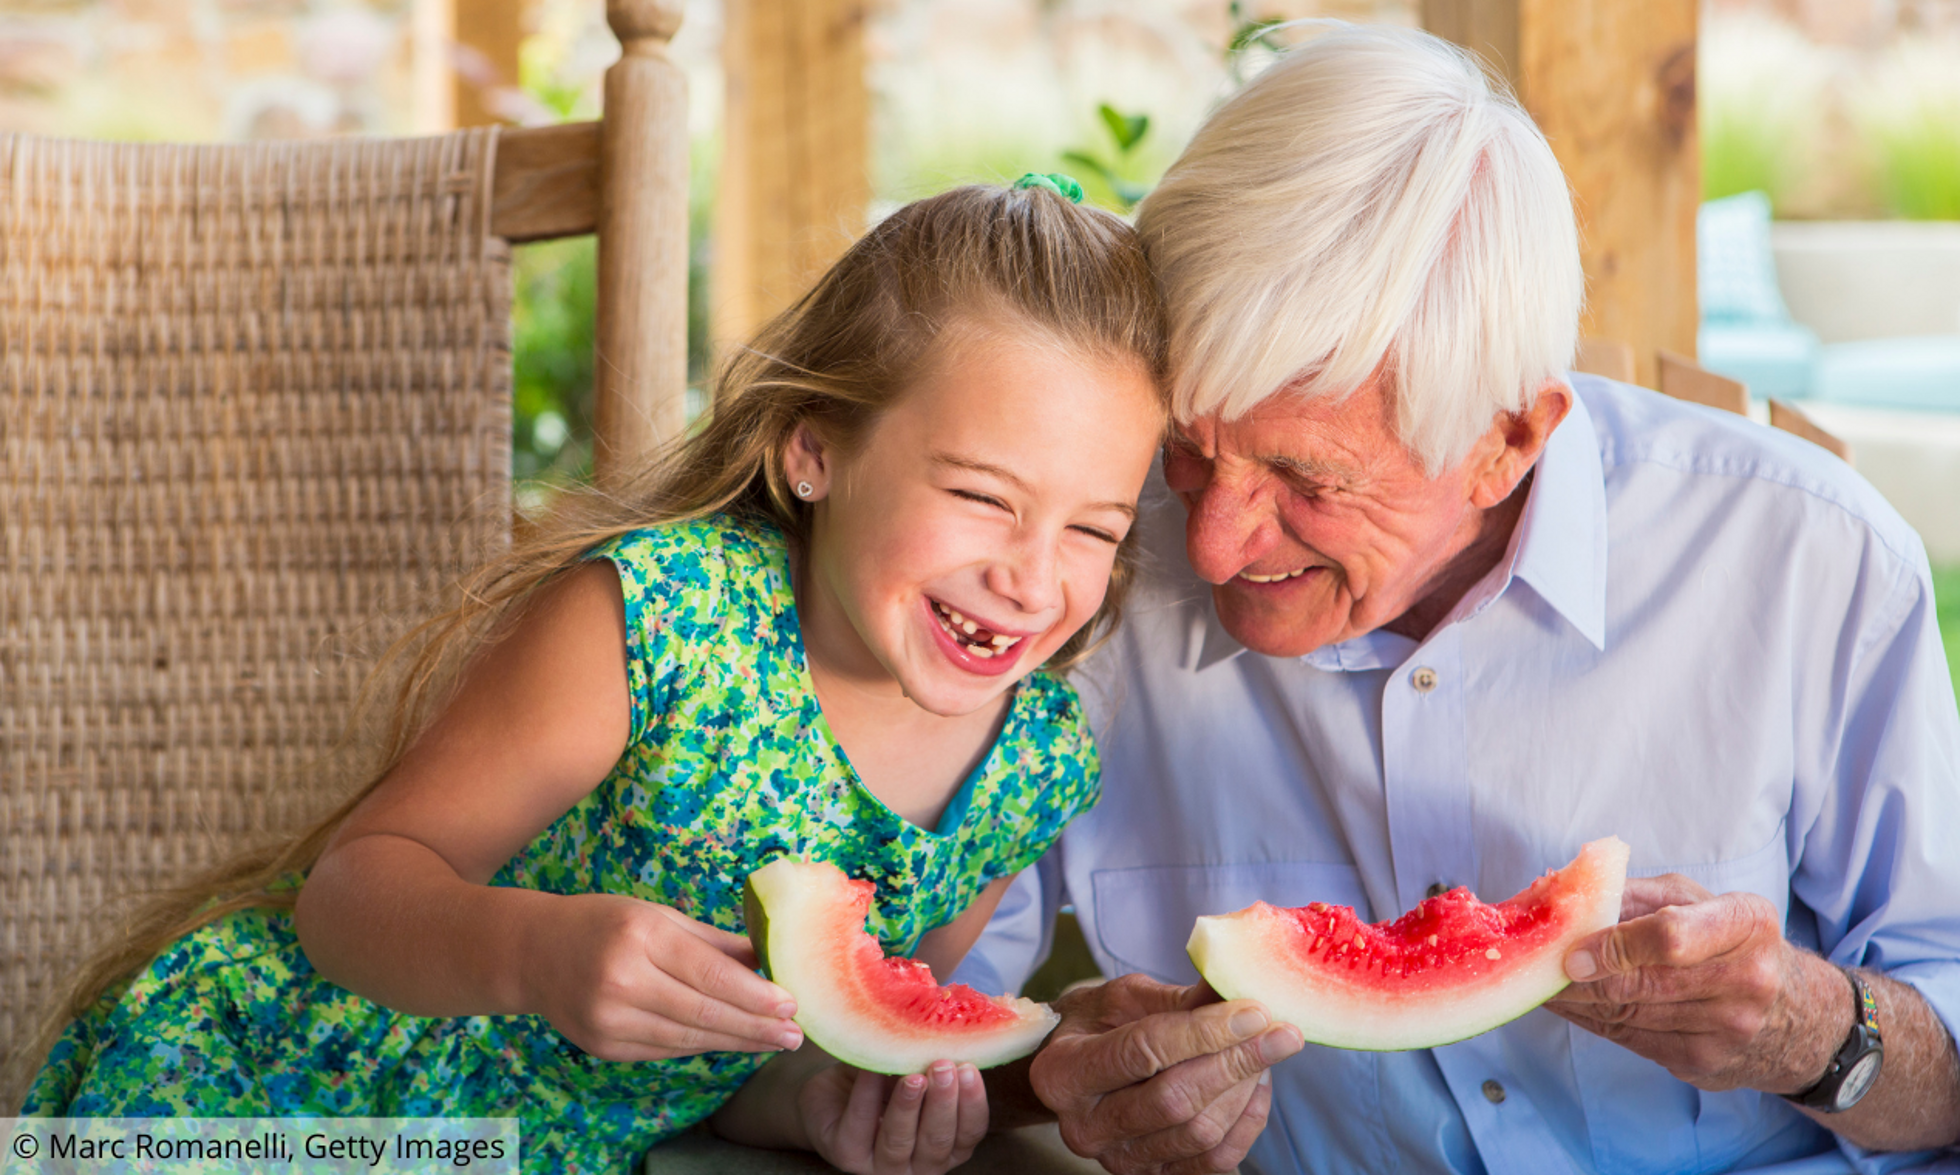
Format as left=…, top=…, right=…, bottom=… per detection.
left=23, top=179, right=1168, bottom=1175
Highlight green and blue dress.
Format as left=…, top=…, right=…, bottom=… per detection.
left=26, top=515, right=1100, bottom=1174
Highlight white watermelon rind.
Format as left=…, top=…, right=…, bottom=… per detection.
left=746, top=858, right=1060, bottom=1075
left=1186, top=837, right=1630, bottom=1052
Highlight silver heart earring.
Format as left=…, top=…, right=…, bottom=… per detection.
left=795, top=481, right=814, bottom=499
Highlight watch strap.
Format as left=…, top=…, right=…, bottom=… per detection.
left=1786, top=969, right=1882, bottom=1112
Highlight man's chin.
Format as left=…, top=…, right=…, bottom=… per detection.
left=1212, top=584, right=1346, bottom=659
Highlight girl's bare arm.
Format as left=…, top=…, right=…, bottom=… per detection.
left=294, top=561, right=798, bottom=1058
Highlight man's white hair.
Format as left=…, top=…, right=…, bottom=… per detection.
left=1136, top=23, right=1583, bottom=472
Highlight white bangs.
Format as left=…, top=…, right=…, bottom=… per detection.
left=1136, top=24, right=1583, bottom=473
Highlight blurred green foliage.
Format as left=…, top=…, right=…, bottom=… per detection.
left=512, top=236, right=597, bottom=491
left=1062, top=104, right=1154, bottom=211
left=1702, top=102, right=1802, bottom=207
left=1867, top=106, right=1960, bottom=220
left=1936, top=565, right=1960, bottom=708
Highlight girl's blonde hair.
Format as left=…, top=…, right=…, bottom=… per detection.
left=18, top=182, right=1165, bottom=1095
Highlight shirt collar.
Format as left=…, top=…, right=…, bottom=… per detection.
left=1186, top=381, right=1609, bottom=672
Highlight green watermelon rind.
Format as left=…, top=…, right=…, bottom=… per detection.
left=1186, top=836, right=1630, bottom=1052
left=745, top=858, right=1060, bottom=1075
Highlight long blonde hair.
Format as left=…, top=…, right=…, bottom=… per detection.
left=16, top=182, right=1166, bottom=1097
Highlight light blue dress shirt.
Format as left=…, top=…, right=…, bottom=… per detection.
left=955, top=377, right=1960, bottom=1174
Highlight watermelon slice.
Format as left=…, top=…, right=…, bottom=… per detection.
left=744, top=858, right=1060, bottom=1074
left=1187, top=836, right=1630, bottom=1051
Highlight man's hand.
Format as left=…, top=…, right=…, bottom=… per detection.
left=1545, top=874, right=1845, bottom=1093
left=1029, top=974, right=1303, bottom=1175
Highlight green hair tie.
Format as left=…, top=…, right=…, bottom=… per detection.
left=1012, top=172, right=1085, bottom=203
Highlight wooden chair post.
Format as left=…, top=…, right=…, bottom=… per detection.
left=1575, top=338, right=1637, bottom=385
left=1769, top=399, right=1854, bottom=464
left=597, top=0, right=690, bottom=480
left=1657, top=348, right=1749, bottom=415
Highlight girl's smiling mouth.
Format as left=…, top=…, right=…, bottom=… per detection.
left=925, top=597, right=1028, bottom=675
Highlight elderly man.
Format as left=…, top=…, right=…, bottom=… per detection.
left=970, top=24, right=1960, bottom=1175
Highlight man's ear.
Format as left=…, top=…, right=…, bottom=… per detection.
left=782, top=422, right=834, bottom=501
left=1468, top=381, right=1571, bottom=509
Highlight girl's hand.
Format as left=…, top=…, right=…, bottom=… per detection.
left=800, top=1060, right=989, bottom=1175
left=525, top=892, right=802, bottom=1061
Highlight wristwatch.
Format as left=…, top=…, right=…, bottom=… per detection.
left=1786, top=969, right=1883, bottom=1114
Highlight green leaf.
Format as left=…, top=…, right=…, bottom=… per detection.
left=1060, top=149, right=1118, bottom=188
left=1227, top=17, right=1284, bottom=57
left=1097, top=104, right=1150, bottom=154
left=1112, top=179, right=1150, bottom=211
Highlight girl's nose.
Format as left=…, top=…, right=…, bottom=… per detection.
left=985, top=534, right=1062, bottom=618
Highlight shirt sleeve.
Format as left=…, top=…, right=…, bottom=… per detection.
left=1788, top=533, right=1960, bottom=1044
left=950, top=851, right=1067, bottom=997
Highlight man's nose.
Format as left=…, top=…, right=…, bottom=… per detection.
left=1184, top=470, right=1274, bottom=585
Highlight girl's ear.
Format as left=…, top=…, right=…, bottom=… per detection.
left=783, top=423, right=833, bottom=502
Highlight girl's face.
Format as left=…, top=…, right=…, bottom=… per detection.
left=788, top=322, right=1164, bottom=717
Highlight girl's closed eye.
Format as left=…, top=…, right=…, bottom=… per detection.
left=948, top=489, right=1009, bottom=511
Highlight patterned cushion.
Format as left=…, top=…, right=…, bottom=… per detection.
left=1700, top=191, right=1792, bottom=324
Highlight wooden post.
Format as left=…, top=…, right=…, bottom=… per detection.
left=1574, top=338, right=1637, bottom=386
left=596, top=0, right=690, bottom=476
left=1769, top=399, right=1853, bottom=464
left=1419, top=0, right=1520, bottom=87
left=1425, top=0, right=1700, bottom=390
left=453, top=0, right=527, bottom=128
left=1657, top=349, right=1748, bottom=416
left=715, top=0, right=871, bottom=354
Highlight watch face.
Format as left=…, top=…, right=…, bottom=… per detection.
left=1837, top=1051, right=1882, bottom=1111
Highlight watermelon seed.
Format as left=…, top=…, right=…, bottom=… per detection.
left=1427, top=934, right=1439, bottom=946
left=1485, top=947, right=1502, bottom=960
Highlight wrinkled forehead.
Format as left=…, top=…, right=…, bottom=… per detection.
left=1171, top=380, right=1410, bottom=475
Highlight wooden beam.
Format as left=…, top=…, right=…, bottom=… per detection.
left=454, top=0, right=527, bottom=128
left=715, top=0, right=871, bottom=353
left=1769, top=399, right=1853, bottom=464
left=491, top=122, right=600, bottom=242
left=1574, top=338, right=1636, bottom=386
left=1426, top=1, right=1699, bottom=390
left=595, top=0, right=691, bottom=476
left=1657, top=349, right=1748, bottom=415
left=1419, top=0, right=1519, bottom=89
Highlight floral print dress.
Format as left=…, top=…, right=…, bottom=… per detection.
left=26, top=515, right=1101, bottom=1175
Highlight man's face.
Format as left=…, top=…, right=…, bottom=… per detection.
left=1164, top=378, right=1492, bottom=658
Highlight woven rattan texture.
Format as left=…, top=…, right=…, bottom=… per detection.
left=0, top=130, right=513, bottom=1086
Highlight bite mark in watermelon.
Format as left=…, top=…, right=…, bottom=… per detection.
left=1187, top=837, right=1629, bottom=1051
left=744, top=858, right=1060, bottom=1074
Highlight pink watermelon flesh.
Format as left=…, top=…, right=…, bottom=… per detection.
left=745, top=858, right=1059, bottom=1074
left=1187, top=836, right=1629, bottom=1051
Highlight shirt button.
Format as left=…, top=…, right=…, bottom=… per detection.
left=1482, top=1079, right=1507, bottom=1104
left=1411, top=666, right=1439, bottom=692
left=1425, top=881, right=1451, bottom=899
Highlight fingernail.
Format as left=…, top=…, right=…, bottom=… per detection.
left=1229, top=1008, right=1269, bottom=1037
left=1258, top=1026, right=1302, bottom=1065
left=1258, top=1070, right=1272, bottom=1087
left=778, top=1028, right=804, bottom=1051
left=931, top=1065, right=955, bottom=1088
left=905, top=1074, right=926, bottom=1092
left=1566, top=950, right=1597, bottom=981
left=960, top=1065, right=980, bottom=1089
left=775, top=1001, right=797, bottom=1019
